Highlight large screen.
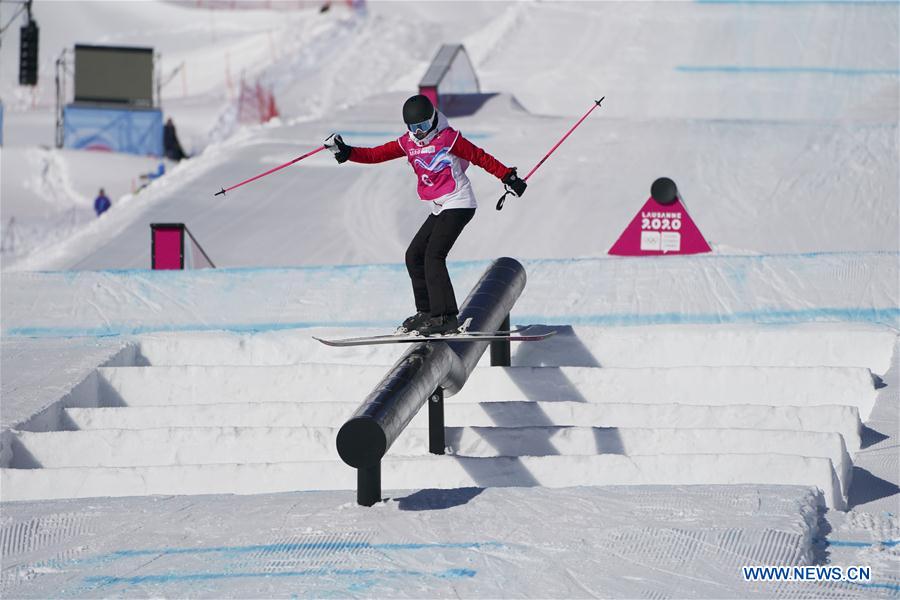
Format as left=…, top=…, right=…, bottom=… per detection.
left=74, top=44, right=154, bottom=107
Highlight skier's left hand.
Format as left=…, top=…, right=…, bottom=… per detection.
left=502, top=168, right=527, bottom=197
left=324, top=133, right=351, bottom=163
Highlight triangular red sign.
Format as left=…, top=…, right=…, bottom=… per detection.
left=608, top=197, right=711, bottom=256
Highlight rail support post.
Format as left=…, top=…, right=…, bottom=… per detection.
left=490, top=314, right=511, bottom=367
left=429, top=387, right=445, bottom=455
left=357, top=463, right=381, bottom=506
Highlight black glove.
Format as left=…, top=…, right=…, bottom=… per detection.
left=502, top=168, right=527, bottom=197
left=324, top=133, right=351, bottom=164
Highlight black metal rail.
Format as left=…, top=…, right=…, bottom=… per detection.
left=335, top=257, right=527, bottom=505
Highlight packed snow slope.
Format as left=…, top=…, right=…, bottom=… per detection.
left=2, top=0, right=897, bottom=270
left=1, top=2, right=899, bottom=597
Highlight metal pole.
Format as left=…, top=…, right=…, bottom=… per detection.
left=55, top=49, right=65, bottom=149
left=183, top=225, right=217, bottom=268
left=490, top=314, right=511, bottom=367
left=357, top=463, right=381, bottom=506
left=214, top=145, right=326, bottom=196
left=155, top=51, right=162, bottom=109
left=55, top=56, right=61, bottom=148
left=496, top=98, right=604, bottom=210
left=428, top=387, right=445, bottom=455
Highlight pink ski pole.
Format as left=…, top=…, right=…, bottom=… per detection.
left=497, top=97, right=604, bottom=210
left=214, top=145, right=327, bottom=196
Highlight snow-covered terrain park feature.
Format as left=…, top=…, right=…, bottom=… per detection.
left=1, top=0, right=899, bottom=598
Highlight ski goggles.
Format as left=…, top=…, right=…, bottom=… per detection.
left=407, top=115, right=434, bottom=135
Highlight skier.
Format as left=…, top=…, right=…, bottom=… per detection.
left=324, top=94, right=527, bottom=336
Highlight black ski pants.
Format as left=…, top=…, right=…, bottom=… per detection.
left=405, top=208, right=476, bottom=317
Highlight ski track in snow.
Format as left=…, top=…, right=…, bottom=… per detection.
left=0, top=487, right=841, bottom=598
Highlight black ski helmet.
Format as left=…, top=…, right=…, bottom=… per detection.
left=402, top=94, right=437, bottom=140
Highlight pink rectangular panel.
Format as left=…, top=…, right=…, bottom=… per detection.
left=152, top=227, right=183, bottom=270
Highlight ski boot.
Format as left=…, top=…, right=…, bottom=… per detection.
left=415, top=314, right=460, bottom=336
left=397, top=311, right=429, bottom=334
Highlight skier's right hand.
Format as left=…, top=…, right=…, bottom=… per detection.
left=502, top=168, right=527, bottom=197
left=324, top=133, right=351, bottom=164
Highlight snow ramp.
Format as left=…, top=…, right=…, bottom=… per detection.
left=4, top=254, right=895, bottom=509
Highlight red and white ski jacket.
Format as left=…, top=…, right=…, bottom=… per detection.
left=348, top=112, right=512, bottom=215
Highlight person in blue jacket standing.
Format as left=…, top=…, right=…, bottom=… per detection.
left=94, top=188, right=111, bottom=216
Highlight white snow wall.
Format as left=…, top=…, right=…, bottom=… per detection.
left=4, top=321, right=890, bottom=508
left=3, top=253, right=897, bottom=340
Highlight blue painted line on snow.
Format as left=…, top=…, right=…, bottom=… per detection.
left=102, top=540, right=502, bottom=560
left=83, top=567, right=476, bottom=587
left=24, top=250, right=900, bottom=277
left=377, top=542, right=502, bottom=551
left=6, top=307, right=898, bottom=339
left=815, top=538, right=900, bottom=548
left=31, top=262, right=414, bottom=277
left=5, top=320, right=392, bottom=339
left=677, top=65, right=899, bottom=76
left=517, top=307, right=900, bottom=328
left=521, top=250, right=900, bottom=264
left=856, top=582, right=900, bottom=592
